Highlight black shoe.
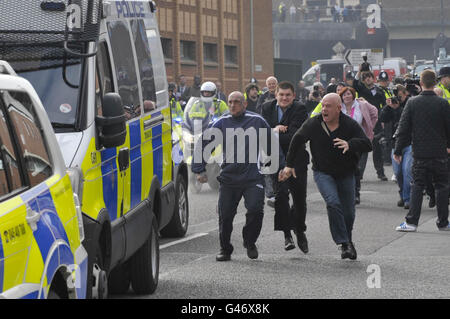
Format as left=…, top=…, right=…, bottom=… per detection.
left=429, top=196, right=436, bottom=208
left=377, top=174, right=388, bottom=181
left=341, top=243, right=352, bottom=259
left=284, top=236, right=295, bottom=251
left=296, top=232, right=309, bottom=254
left=397, top=199, right=404, bottom=207
left=246, top=244, right=259, bottom=260
left=355, top=195, right=360, bottom=205
left=404, top=203, right=410, bottom=210
left=348, top=242, right=357, bottom=260
left=216, top=250, right=231, bottom=262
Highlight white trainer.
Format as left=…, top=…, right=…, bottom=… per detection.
left=395, top=222, right=417, bottom=232
left=438, top=223, right=450, bottom=231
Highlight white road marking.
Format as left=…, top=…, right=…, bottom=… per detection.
left=160, top=232, right=209, bottom=250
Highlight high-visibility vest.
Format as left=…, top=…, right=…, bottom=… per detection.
left=310, top=102, right=322, bottom=118
left=187, top=99, right=229, bottom=120
left=438, top=83, right=450, bottom=104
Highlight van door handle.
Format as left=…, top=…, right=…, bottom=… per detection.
left=118, top=147, right=130, bottom=172
left=26, top=207, right=41, bottom=231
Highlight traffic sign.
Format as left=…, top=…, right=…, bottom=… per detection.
left=344, top=48, right=384, bottom=66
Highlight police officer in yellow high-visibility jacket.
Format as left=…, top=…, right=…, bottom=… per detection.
left=185, top=82, right=228, bottom=126
left=437, top=66, right=450, bottom=104
left=169, top=83, right=184, bottom=119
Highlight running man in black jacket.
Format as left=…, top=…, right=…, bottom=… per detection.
left=279, top=93, right=372, bottom=260
left=394, top=70, right=450, bottom=232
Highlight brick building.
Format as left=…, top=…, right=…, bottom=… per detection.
left=156, top=0, right=274, bottom=96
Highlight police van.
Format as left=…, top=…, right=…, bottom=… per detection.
left=0, top=61, right=87, bottom=299
left=0, top=0, right=189, bottom=298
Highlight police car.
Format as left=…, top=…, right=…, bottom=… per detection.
left=0, top=61, right=87, bottom=299
left=0, top=0, right=189, bottom=298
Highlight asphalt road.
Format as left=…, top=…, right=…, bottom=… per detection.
left=114, top=160, right=450, bottom=299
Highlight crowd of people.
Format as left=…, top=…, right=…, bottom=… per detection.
left=275, top=1, right=363, bottom=24
left=168, top=67, right=450, bottom=262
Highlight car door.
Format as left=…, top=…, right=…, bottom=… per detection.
left=0, top=90, right=53, bottom=298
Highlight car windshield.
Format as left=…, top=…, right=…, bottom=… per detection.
left=3, top=46, right=82, bottom=130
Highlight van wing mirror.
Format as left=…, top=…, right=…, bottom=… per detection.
left=95, top=93, right=127, bottom=149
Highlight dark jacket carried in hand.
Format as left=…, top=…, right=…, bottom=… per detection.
left=192, top=111, right=275, bottom=187
left=394, top=91, right=450, bottom=159
left=286, top=113, right=373, bottom=178
left=261, top=99, right=310, bottom=171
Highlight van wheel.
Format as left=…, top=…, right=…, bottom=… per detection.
left=161, top=176, right=189, bottom=238
left=108, top=262, right=130, bottom=295
left=130, top=216, right=159, bottom=295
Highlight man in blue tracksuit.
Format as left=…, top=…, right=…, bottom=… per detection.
left=192, top=91, right=277, bottom=262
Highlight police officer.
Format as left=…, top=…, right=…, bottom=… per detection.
left=437, top=66, right=450, bottom=104
left=169, top=83, right=183, bottom=120
left=185, top=81, right=229, bottom=128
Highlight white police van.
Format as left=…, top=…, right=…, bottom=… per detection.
left=0, top=0, right=189, bottom=298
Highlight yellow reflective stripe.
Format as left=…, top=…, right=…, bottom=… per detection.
left=121, top=124, right=131, bottom=217
left=161, top=107, right=172, bottom=186
left=25, top=237, right=46, bottom=286
left=141, top=114, right=155, bottom=201
left=0, top=204, right=31, bottom=291
left=189, top=112, right=206, bottom=118
left=438, top=84, right=450, bottom=103
left=81, top=138, right=106, bottom=220
left=48, top=175, right=80, bottom=251
left=0, top=196, right=24, bottom=218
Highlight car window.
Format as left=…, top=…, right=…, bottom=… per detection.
left=131, top=19, right=156, bottom=114
left=108, top=21, right=141, bottom=120
left=0, top=104, right=24, bottom=197
left=3, top=91, right=53, bottom=187
left=96, top=41, right=114, bottom=117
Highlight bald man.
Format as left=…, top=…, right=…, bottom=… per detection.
left=257, top=76, right=278, bottom=114
left=192, top=91, right=275, bottom=262
left=280, top=93, right=372, bottom=260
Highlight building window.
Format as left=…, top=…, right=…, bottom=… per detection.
left=180, top=40, right=196, bottom=62
left=225, top=45, right=238, bottom=65
left=161, top=38, right=173, bottom=60
left=203, top=43, right=218, bottom=63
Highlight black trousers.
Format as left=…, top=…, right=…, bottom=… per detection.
left=217, top=183, right=265, bottom=254
left=406, top=158, right=449, bottom=228
left=372, top=136, right=385, bottom=176
left=273, top=169, right=308, bottom=233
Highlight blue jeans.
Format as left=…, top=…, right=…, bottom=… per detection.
left=313, top=171, right=356, bottom=245
left=391, top=146, right=412, bottom=204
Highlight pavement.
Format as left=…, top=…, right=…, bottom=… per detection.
left=114, top=161, right=450, bottom=300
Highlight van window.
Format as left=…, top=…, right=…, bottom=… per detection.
left=3, top=91, right=53, bottom=187
left=0, top=105, right=23, bottom=196
left=131, top=19, right=157, bottom=113
left=96, top=42, right=114, bottom=117
left=108, top=21, right=141, bottom=120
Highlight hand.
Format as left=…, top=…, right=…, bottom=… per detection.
left=279, top=167, right=296, bottom=182
left=196, top=173, right=208, bottom=184
left=393, top=154, right=402, bottom=164
left=333, top=138, right=349, bottom=154
left=447, top=148, right=450, bottom=154
left=274, top=125, right=288, bottom=133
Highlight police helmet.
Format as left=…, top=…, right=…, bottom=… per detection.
left=200, top=81, right=217, bottom=103
left=378, top=71, right=389, bottom=82
left=438, top=66, right=450, bottom=79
